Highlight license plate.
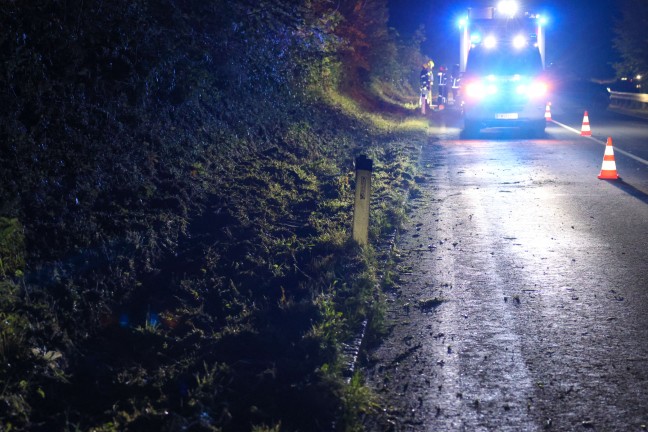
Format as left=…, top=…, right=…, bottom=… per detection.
left=495, top=113, right=518, bottom=119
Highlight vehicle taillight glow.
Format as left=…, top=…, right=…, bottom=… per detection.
left=516, top=81, right=548, bottom=97
left=465, top=81, right=498, bottom=98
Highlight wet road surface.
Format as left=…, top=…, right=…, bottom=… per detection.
left=364, top=109, right=648, bottom=431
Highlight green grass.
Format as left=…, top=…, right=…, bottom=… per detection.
left=0, top=17, right=429, bottom=429
left=0, top=218, right=24, bottom=278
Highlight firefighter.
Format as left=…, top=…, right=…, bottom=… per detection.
left=420, top=60, right=434, bottom=109
left=437, top=65, right=448, bottom=105
left=451, top=64, right=460, bottom=101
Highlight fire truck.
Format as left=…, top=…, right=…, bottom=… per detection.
left=458, top=1, right=549, bottom=135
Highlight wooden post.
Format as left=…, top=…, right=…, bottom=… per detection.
left=352, top=155, right=373, bottom=245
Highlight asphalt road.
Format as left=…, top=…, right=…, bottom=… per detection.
left=364, top=106, right=648, bottom=431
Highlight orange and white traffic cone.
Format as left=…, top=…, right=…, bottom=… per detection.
left=545, top=102, right=552, bottom=121
left=581, top=111, right=592, bottom=136
left=598, top=137, right=620, bottom=180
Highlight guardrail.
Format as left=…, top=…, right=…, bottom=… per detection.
left=609, top=90, right=648, bottom=110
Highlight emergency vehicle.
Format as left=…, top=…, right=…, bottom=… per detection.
left=458, top=1, right=549, bottom=135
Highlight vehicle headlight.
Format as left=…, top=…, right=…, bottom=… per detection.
left=513, top=35, right=527, bottom=49
left=483, top=35, right=497, bottom=49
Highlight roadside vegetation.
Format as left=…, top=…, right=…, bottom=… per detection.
left=0, top=1, right=430, bottom=430
left=613, top=0, right=648, bottom=79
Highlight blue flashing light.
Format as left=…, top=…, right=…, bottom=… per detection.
left=497, top=0, right=519, bottom=17
left=458, top=17, right=468, bottom=28
left=119, top=313, right=129, bottom=328
left=147, top=312, right=159, bottom=328
left=470, top=33, right=482, bottom=44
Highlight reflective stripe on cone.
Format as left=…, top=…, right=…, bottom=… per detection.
left=581, top=111, right=592, bottom=136
left=598, top=137, right=619, bottom=180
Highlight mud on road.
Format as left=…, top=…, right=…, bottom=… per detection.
left=362, top=135, right=648, bottom=431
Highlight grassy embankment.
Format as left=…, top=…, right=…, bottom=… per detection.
left=0, top=2, right=430, bottom=430
left=1, top=88, right=428, bottom=432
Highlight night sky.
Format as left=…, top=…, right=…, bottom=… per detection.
left=388, top=0, right=621, bottom=80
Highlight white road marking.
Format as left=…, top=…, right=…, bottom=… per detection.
left=551, top=119, right=648, bottom=166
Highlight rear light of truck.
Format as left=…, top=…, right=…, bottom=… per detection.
left=464, top=76, right=548, bottom=100
left=516, top=81, right=548, bottom=98
left=465, top=81, right=498, bottom=98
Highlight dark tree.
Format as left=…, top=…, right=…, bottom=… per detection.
left=613, top=0, right=648, bottom=78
